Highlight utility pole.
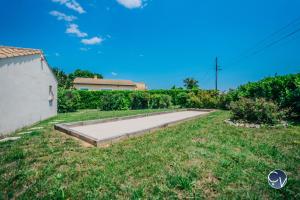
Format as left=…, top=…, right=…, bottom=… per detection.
left=215, top=57, right=221, bottom=91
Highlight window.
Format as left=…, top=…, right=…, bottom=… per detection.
left=100, top=88, right=113, bottom=91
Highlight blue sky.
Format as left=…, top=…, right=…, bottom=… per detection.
left=1, top=0, right=300, bottom=90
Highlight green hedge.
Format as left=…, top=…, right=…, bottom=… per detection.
left=73, top=89, right=221, bottom=110
left=129, top=92, right=151, bottom=109
left=150, top=94, right=172, bottom=109
left=57, top=89, right=223, bottom=112
left=99, top=93, right=130, bottom=111
left=228, top=73, right=300, bottom=117
left=57, top=73, right=300, bottom=118
left=58, top=89, right=81, bottom=113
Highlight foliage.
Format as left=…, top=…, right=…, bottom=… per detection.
left=56, top=73, right=300, bottom=114
left=229, top=98, right=283, bottom=124
left=51, top=68, right=72, bottom=89
left=99, top=93, right=130, bottom=111
left=183, top=78, right=199, bottom=89
left=129, top=92, right=151, bottom=109
left=148, top=89, right=214, bottom=106
left=171, top=85, right=184, bottom=90
left=68, top=69, right=103, bottom=80
left=229, top=73, right=300, bottom=118
left=150, top=94, right=172, bottom=109
left=57, top=89, right=223, bottom=112
left=186, top=90, right=220, bottom=109
left=52, top=68, right=103, bottom=89
left=75, top=90, right=105, bottom=109
left=218, top=89, right=236, bottom=109
left=176, top=92, right=189, bottom=108
left=57, top=89, right=81, bottom=113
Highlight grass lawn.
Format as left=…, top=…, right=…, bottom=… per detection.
left=0, top=109, right=299, bottom=199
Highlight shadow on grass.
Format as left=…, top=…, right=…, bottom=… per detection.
left=287, top=117, right=300, bottom=126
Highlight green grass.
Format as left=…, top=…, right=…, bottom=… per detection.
left=0, top=109, right=299, bottom=199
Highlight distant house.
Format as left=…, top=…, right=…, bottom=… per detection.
left=0, top=46, right=57, bottom=135
left=73, top=77, right=147, bottom=91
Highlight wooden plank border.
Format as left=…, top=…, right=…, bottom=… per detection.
left=54, top=109, right=216, bottom=147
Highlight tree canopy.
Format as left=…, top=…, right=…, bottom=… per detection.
left=183, top=77, right=199, bottom=89
left=69, top=69, right=103, bottom=80
left=52, top=68, right=103, bottom=89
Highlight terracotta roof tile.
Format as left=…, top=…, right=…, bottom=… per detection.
left=0, top=46, right=42, bottom=59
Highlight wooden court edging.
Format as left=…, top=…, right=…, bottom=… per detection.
left=54, top=109, right=216, bottom=147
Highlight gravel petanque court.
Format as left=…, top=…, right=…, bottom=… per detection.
left=55, top=110, right=212, bottom=146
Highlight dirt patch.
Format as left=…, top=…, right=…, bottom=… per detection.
left=233, top=147, right=241, bottom=153
left=192, top=137, right=208, bottom=143
left=98, top=143, right=111, bottom=148
left=185, top=158, right=205, bottom=168
left=196, top=172, right=220, bottom=199
left=76, top=139, right=94, bottom=148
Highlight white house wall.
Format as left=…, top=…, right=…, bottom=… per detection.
left=0, top=54, right=57, bottom=135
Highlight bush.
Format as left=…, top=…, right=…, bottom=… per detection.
left=185, top=91, right=219, bottom=109
left=58, top=89, right=81, bottom=113
left=99, top=93, right=129, bottom=111
left=284, top=87, right=300, bottom=118
left=186, top=93, right=201, bottom=108
left=197, top=91, right=219, bottom=108
left=229, top=98, right=283, bottom=124
left=176, top=92, right=189, bottom=108
left=218, top=90, right=236, bottom=109
left=230, top=73, right=300, bottom=118
left=150, top=94, right=172, bottom=109
left=129, top=92, right=150, bottom=109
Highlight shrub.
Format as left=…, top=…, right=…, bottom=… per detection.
left=186, top=92, right=201, bottom=108
left=58, top=89, right=81, bottom=113
left=129, top=92, right=150, bottom=109
left=185, top=91, right=219, bottom=109
left=230, top=73, right=300, bottom=118
left=229, top=98, right=283, bottom=124
left=99, top=93, right=129, bottom=111
left=218, top=90, right=236, bottom=109
left=150, top=94, right=172, bottom=109
left=176, top=92, right=189, bottom=108
left=197, top=91, right=219, bottom=108
left=283, top=86, right=300, bottom=119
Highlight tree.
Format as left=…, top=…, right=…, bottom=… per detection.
left=183, top=78, right=199, bottom=89
left=52, top=68, right=72, bottom=89
left=69, top=69, right=103, bottom=80
left=52, top=68, right=103, bottom=89
left=171, top=85, right=183, bottom=90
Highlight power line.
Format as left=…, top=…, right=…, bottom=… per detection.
left=250, top=27, right=300, bottom=56
left=233, top=27, right=300, bottom=64
left=245, top=17, right=300, bottom=53
left=199, top=70, right=210, bottom=83
left=228, top=16, right=300, bottom=66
